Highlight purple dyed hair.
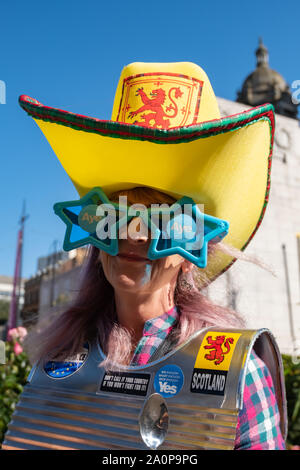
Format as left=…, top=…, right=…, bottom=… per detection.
left=25, top=187, right=269, bottom=368
left=25, top=243, right=250, bottom=368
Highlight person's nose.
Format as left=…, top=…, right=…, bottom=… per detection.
left=127, top=217, right=149, bottom=245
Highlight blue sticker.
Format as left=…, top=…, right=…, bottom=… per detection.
left=154, top=364, right=184, bottom=398
left=166, top=214, right=198, bottom=245
left=44, top=344, right=89, bottom=379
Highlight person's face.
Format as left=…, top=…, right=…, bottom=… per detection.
left=99, top=217, right=193, bottom=293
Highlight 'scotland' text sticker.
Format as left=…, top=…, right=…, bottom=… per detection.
left=190, top=331, right=241, bottom=396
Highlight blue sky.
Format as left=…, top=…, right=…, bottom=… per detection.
left=1, top=0, right=299, bottom=279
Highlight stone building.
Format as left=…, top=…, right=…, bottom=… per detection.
left=237, top=38, right=298, bottom=119
left=0, top=275, right=25, bottom=305
left=208, top=41, right=300, bottom=356
left=38, top=247, right=87, bottom=319
left=21, top=248, right=88, bottom=325
left=20, top=273, right=43, bottom=326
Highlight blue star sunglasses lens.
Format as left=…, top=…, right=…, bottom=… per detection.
left=53, top=187, right=229, bottom=268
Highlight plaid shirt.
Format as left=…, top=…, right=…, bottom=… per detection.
left=131, top=306, right=179, bottom=366
left=235, top=351, right=285, bottom=450
left=130, top=307, right=285, bottom=450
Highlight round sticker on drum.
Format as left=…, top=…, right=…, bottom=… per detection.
left=154, top=364, right=184, bottom=398
left=44, top=343, right=89, bottom=379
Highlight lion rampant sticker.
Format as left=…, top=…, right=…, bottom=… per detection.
left=203, top=335, right=235, bottom=366
left=190, top=331, right=241, bottom=396
left=116, top=72, right=204, bottom=129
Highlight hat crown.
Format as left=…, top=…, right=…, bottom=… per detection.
left=111, top=62, right=220, bottom=128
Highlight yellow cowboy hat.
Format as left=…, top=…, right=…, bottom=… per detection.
left=19, top=61, right=274, bottom=285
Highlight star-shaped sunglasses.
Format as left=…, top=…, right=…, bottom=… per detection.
left=54, top=187, right=229, bottom=268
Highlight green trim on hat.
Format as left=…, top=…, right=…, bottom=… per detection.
left=19, top=95, right=274, bottom=145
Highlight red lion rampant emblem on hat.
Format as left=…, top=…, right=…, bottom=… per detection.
left=204, top=335, right=234, bottom=365
left=128, top=86, right=183, bottom=129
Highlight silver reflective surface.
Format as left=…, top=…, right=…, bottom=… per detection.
left=2, top=327, right=287, bottom=450
left=139, top=393, right=169, bottom=449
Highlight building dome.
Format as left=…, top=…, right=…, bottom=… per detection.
left=237, top=39, right=298, bottom=119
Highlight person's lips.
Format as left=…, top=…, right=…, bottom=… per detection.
left=117, top=252, right=150, bottom=262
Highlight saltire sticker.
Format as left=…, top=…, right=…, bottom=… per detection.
left=99, top=371, right=150, bottom=396
left=190, top=331, right=241, bottom=396
left=44, top=344, right=89, bottom=379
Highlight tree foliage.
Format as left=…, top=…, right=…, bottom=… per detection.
left=0, top=339, right=31, bottom=445
left=282, top=354, right=300, bottom=447
left=0, top=300, right=9, bottom=325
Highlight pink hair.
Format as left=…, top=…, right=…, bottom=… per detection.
left=25, top=186, right=271, bottom=368
left=25, top=243, right=248, bottom=368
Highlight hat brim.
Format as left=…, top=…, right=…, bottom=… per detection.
left=19, top=95, right=275, bottom=285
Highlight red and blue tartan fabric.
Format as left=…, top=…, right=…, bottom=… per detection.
left=130, top=307, right=285, bottom=450
left=235, top=351, right=285, bottom=450
left=130, top=306, right=179, bottom=366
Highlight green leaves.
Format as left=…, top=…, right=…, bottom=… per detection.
left=0, top=301, right=9, bottom=325
left=0, top=340, right=31, bottom=445
left=282, top=355, right=300, bottom=446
